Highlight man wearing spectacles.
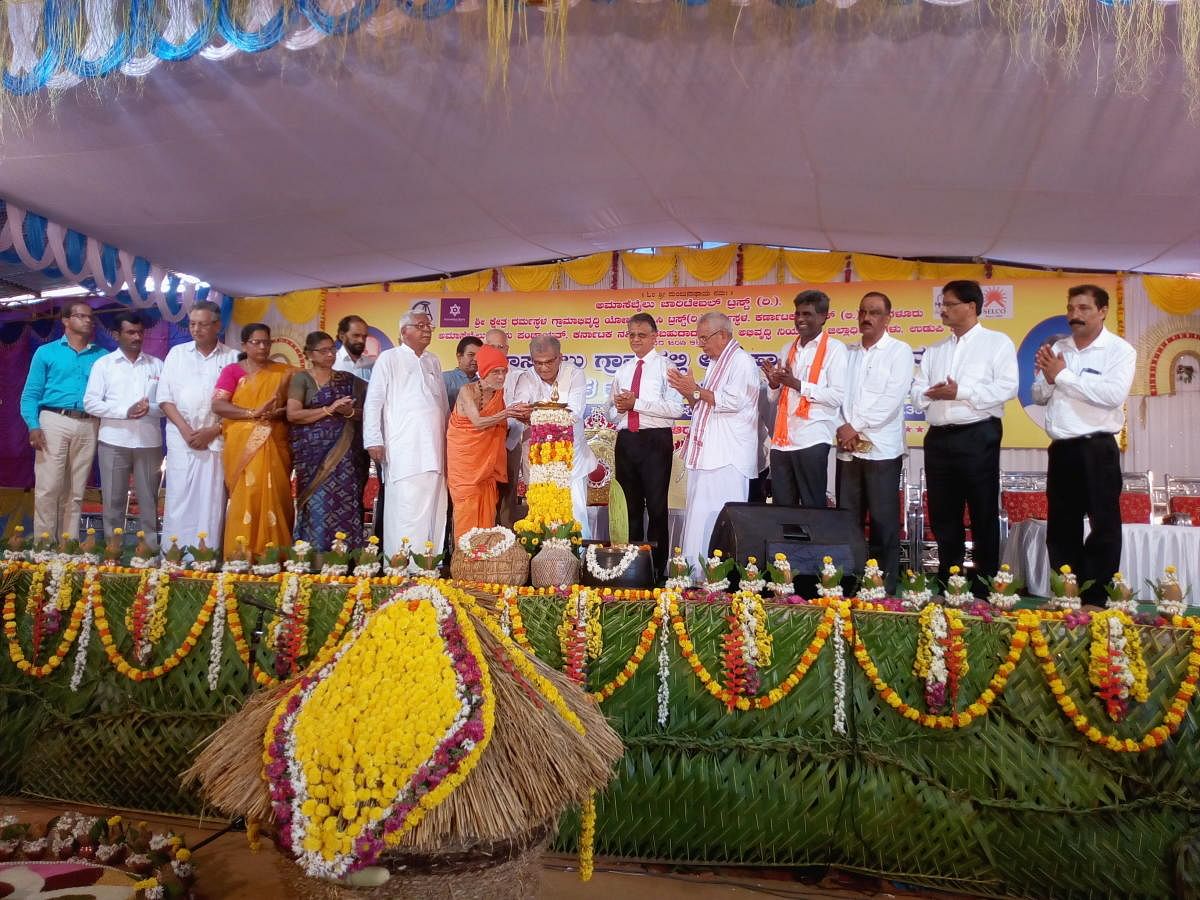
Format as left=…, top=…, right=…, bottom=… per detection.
left=363, top=310, right=450, bottom=557
left=19, top=301, right=107, bottom=540
left=668, top=312, right=760, bottom=575
left=912, top=280, right=1018, bottom=595
left=158, top=301, right=240, bottom=551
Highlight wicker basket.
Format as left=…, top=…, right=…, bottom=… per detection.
left=529, top=545, right=579, bottom=588
left=278, top=827, right=550, bottom=900
left=449, top=531, right=529, bottom=586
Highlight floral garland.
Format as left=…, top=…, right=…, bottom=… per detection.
left=668, top=593, right=836, bottom=711
left=515, top=405, right=582, bottom=551
left=264, top=583, right=494, bottom=879
left=913, top=604, right=969, bottom=715
left=206, top=574, right=228, bottom=691
left=3, top=581, right=87, bottom=678
left=270, top=574, right=311, bottom=679
left=457, top=526, right=517, bottom=561
left=854, top=610, right=1031, bottom=729
left=125, top=567, right=171, bottom=665
left=584, top=543, right=640, bottom=582
left=832, top=602, right=848, bottom=734
left=1088, top=609, right=1150, bottom=722
left=723, top=591, right=772, bottom=708
left=655, top=592, right=671, bottom=726
left=558, top=588, right=602, bottom=684
left=1030, top=614, right=1199, bottom=751
left=68, top=568, right=97, bottom=692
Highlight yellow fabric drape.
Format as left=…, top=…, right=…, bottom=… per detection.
left=336, top=283, right=386, bottom=292
left=231, top=296, right=272, bottom=326
left=918, top=262, right=986, bottom=281
left=1143, top=275, right=1200, bottom=315
left=562, top=252, right=612, bottom=285
left=389, top=270, right=494, bottom=293
left=621, top=250, right=678, bottom=284
left=741, top=245, right=781, bottom=282
left=501, top=263, right=558, bottom=292
left=992, top=265, right=1055, bottom=280
left=276, top=289, right=325, bottom=324
left=851, top=254, right=918, bottom=282
left=784, top=250, right=846, bottom=283
left=678, top=244, right=737, bottom=282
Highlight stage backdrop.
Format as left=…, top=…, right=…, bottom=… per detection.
left=325, top=277, right=1117, bottom=449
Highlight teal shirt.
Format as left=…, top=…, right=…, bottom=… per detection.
left=20, top=335, right=107, bottom=430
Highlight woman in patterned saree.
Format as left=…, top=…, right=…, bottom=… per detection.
left=212, top=323, right=295, bottom=556
left=286, top=330, right=367, bottom=550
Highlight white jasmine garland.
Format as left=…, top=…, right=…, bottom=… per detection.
left=68, top=587, right=94, bottom=693
left=988, top=592, right=1018, bottom=610
left=585, top=544, right=640, bottom=581
left=129, top=556, right=155, bottom=569
left=528, top=461, right=573, bottom=488
left=656, top=593, right=671, bottom=727
left=832, top=607, right=847, bottom=735
left=944, top=573, right=970, bottom=607
left=222, top=558, right=250, bottom=574
left=319, top=564, right=349, bottom=577
left=251, top=562, right=281, bottom=576
left=901, top=588, right=933, bottom=611
left=457, top=526, right=517, bottom=560
left=352, top=561, right=379, bottom=578
left=207, top=575, right=228, bottom=691
left=190, top=559, right=217, bottom=573
left=383, top=566, right=410, bottom=578
left=271, top=575, right=301, bottom=645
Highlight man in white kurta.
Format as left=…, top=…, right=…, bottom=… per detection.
left=668, top=313, right=760, bottom=575
left=158, top=301, right=239, bottom=551
left=363, top=312, right=449, bottom=558
left=513, top=336, right=599, bottom=538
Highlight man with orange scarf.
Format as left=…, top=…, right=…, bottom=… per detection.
left=446, top=346, right=529, bottom=539
left=762, top=290, right=848, bottom=508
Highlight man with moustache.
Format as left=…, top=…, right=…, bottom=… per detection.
left=363, top=310, right=449, bottom=556
left=1032, top=285, right=1135, bottom=605
left=443, top=336, right=482, bottom=410
left=912, top=280, right=1018, bottom=593
left=762, top=290, right=848, bottom=508
left=20, top=301, right=107, bottom=540
left=836, top=292, right=914, bottom=593
left=333, top=315, right=375, bottom=382
left=83, top=311, right=165, bottom=549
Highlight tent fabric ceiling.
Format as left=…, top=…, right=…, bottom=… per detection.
left=1, top=3, right=1199, bottom=297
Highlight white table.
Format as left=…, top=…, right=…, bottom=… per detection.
left=1002, top=520, right=1200, bottom=598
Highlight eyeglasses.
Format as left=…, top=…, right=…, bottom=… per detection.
left=406, top=322, right=434, bottom=331
left=939, top=295, right=967, bottom=308
left=696, top=331, right=718, bottom=342
left=245, top=338, right=271, bottom=346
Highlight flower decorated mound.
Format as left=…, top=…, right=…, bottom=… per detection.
left=515, top=405, right=582, bottom=552
left=184, top=581, right=623, bottom=889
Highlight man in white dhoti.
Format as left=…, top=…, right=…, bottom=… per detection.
left=513, top=335, right=600, bottom=538
left=363, top=311, right=449, bottom=557
left=159, top=301, right=239, bottom=551
left=667, top=312, right=760, bottom=575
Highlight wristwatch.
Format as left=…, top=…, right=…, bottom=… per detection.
left=691, top=389, right=701, bottom=403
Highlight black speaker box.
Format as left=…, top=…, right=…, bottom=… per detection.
left=708, top=503, right=865, bottom=595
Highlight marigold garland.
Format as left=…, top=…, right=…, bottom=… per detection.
left=3, top=586, right=87, bottom=677
left=854, top=609, right=1032, bottom=729
left=1030, top=615, right=1200, bottom=752
left=1088, top=609, right=1150, bottom=721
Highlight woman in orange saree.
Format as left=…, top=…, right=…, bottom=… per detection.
left=446, top=346, right=528, bottom=540
left=211, top=323, right=295, bottom=556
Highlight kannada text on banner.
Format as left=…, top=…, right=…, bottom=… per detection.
left=324, top=277, right=1116, bottom=449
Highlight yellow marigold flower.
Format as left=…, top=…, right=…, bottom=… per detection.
left=1166, top=565, right=1177, bottom=575
left=866, top=558, right=878, bottom=567
left=823, top=555, right=832, bottom=564
left=1000, top=563, right=1010, bottom=572
left=106, top=815, right=121, bottom=827
left=949, top=565, right=960, bottom=574
left=1060, top=564, right=1072, bottom=575
left=713, top=549, right=723, bottom=557
left=87, top=528, right=96, bottom=536
left=175, top=848, right=191, bottom=862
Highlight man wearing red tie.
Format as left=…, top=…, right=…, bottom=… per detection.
left=610, top=313, right=684, bottom=576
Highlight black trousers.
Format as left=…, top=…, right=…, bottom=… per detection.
left=1047, top=433, right=1122, bottom=605
left=615, top=427, right=674, bottom=575
left=770, top=444, right=831, bottom=508
left=924, top=418, right=1002, bottom=591
left=837, top=455, right=904, bottom=594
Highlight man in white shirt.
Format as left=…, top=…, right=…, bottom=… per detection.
left=513, top=335, right=600, bottom=537
left=763, top=290, right=848, bottom=508
left=912, top=280, right=1018, bottom=592
left=668, top=312, right=760, bottom=574
left=484, top=328, right=527, bottom=527
left=363, top=311, right=448, bottom=557
left=1032, top=284, right=1136, bottom=605
left=83, top=311, right=164, bottom=550
left=836, top=292, right=914, bottom=593
left=609, top=313, right=684, bottom=574
left=158, top=301, right=239, bottom=552
left=333, top=315, right=375, bottom=382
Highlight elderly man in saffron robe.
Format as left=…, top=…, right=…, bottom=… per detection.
left=363, top=311, right=449, bottom=558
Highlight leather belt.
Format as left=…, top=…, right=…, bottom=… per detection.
left=45, top=407, right=94, bottom=420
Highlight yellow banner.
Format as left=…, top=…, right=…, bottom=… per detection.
left=325, top=277, right=1116, bottom=449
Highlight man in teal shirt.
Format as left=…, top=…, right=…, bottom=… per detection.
left=20, top=301, right=107, bottom=541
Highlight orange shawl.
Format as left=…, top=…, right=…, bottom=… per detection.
left=446, top=385, right=507, bottom=539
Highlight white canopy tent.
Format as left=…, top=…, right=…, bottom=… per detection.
left=1, top=1, right=1199, bottom=298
